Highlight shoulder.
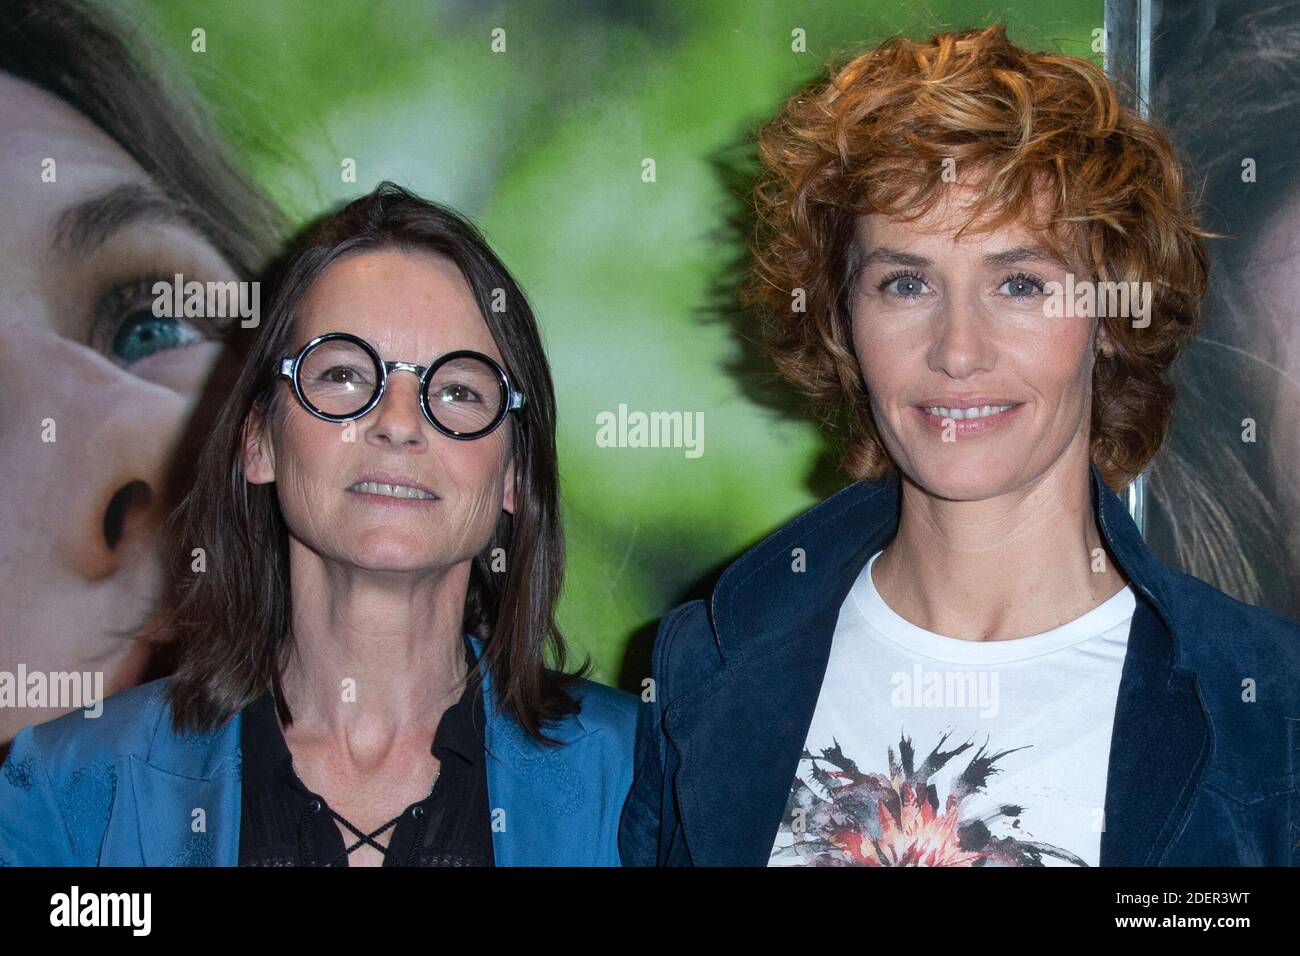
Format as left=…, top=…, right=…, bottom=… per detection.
left=1160, top=564, right=1300, bottom=688
left=716, top=479, right=894, bottom=589
left=567, top=678, right=637, bottom=737
left=0, top=678, right=176, bottom=865
left=18, top=675, right=241, bottom=784
left=22, top=677, right=172, bottom=776
left=1154, top=565, right=1300, bottom=792
left=650, top=599, right=722, bottom=703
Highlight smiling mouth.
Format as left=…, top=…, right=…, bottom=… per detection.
left=921, top=403, right=1019, bottom=420
left=346, top=481, right=438, bottom=501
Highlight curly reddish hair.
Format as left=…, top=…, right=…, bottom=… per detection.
left=741, top=23, right=1214, bottom=490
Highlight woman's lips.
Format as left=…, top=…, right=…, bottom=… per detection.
left=345, top=480, right=440, bottom=504
left=346, top=490, right=440, bottom=507
left=914, top=402, right=1025, bottom=436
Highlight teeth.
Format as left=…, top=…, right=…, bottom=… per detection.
left=348, top=481, right=436, bottom=500
left=924, top=404, right=1014, bottom=420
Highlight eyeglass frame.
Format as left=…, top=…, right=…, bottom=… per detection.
left=277, top=331, right=526, bottom=440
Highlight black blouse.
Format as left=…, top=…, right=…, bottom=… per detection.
left=237, top=635, right=494, bottom=866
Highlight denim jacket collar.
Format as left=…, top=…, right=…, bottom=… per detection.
left=707, top=461, right=1187, bottom=670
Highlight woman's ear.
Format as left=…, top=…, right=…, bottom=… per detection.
left=242, top=404, right=276, bottom=485
left=502, top=456, right=516, bottom=515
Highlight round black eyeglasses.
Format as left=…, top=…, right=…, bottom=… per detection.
left=278, top=332, right=526, bottom=440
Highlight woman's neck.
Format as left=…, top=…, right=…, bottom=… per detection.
left=274, top=544, right=472, bottom=762
left=872, top=457, right=1129, bottom=642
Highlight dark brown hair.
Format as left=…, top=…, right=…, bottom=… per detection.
left=0, top=0, right=290, bottom=292
left=741, top=24, right=1214, bottom=491
left=155, top=181, right=586, bottom=743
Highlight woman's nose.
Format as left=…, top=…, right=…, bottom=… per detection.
left=39, top=342, right=207, bottom=583
left=928, top=297, right=996, bottom=378
left=365, top=371, right=429, bottom=447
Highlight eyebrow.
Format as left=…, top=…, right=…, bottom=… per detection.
left=49, top=182, right=208, bottom=257
left=857, top=244, right=1067, bottom=270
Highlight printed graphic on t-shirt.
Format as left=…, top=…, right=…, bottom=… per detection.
left=771, top=729, right=1091, bottom=867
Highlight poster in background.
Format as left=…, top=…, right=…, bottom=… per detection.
left=1143, top=0, right=1300, bottom=621
left=8, top=0, right=1294, bottom=750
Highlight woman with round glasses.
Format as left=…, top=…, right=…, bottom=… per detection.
left=0, top=181, right=636, bottom=867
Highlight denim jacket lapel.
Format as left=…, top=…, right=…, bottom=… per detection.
left=664, top=480, right=898, bottom=865
left=1089, top=466, right=1213, bottom=865
left=467, top=635, right=594, bottom=865
left=128, top=704, right=242, bottom=866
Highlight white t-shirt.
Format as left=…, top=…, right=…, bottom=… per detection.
left=768, top=549, right=1135, bottom=867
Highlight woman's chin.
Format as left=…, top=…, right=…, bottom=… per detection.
left=903, top=455, right=1024, bottom=502
left=345, top=548, right=460, bottom=575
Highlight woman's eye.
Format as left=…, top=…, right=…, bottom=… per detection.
left=97, top=276, right=209, bottom=365
left=435, top=383, right=481, bottom=404
left=998, top=273, right=1045, bottom=298
left=878, top=272, right=930, bottom=298
left=321, top=366, right=371, bottom=387
left=111, top=311, right=206, bottom=363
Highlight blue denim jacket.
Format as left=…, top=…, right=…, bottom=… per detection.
left=619, top=462, right=1300, bottom=866
left=0, top=636, right=636, bottom=866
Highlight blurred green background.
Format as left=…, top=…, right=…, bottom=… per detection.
left=127, top=0, right=1103, bottom=688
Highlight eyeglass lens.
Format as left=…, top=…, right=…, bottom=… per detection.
left=297, top=338, right=506, bottom=432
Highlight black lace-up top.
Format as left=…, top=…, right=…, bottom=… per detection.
left=236, top=635, right=494, bottom=867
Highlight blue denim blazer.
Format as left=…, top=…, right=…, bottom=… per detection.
left=0, top=637, right=636, bottom=866
left=619, top=462, right=1300, bottom=866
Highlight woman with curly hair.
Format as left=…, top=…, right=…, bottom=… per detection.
left=620, top=24, right=1300, bottom=866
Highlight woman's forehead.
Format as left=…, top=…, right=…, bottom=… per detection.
left=855, top=169, right=1070, bottom=246
left=296, top=250, right=502, bottom=359
left=854, top=207, right=1075, bottom=266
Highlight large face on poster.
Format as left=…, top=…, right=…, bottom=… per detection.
left=1143, top=0, right=1300, bottom=620
left=0, top=4, right=283, bottom=747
